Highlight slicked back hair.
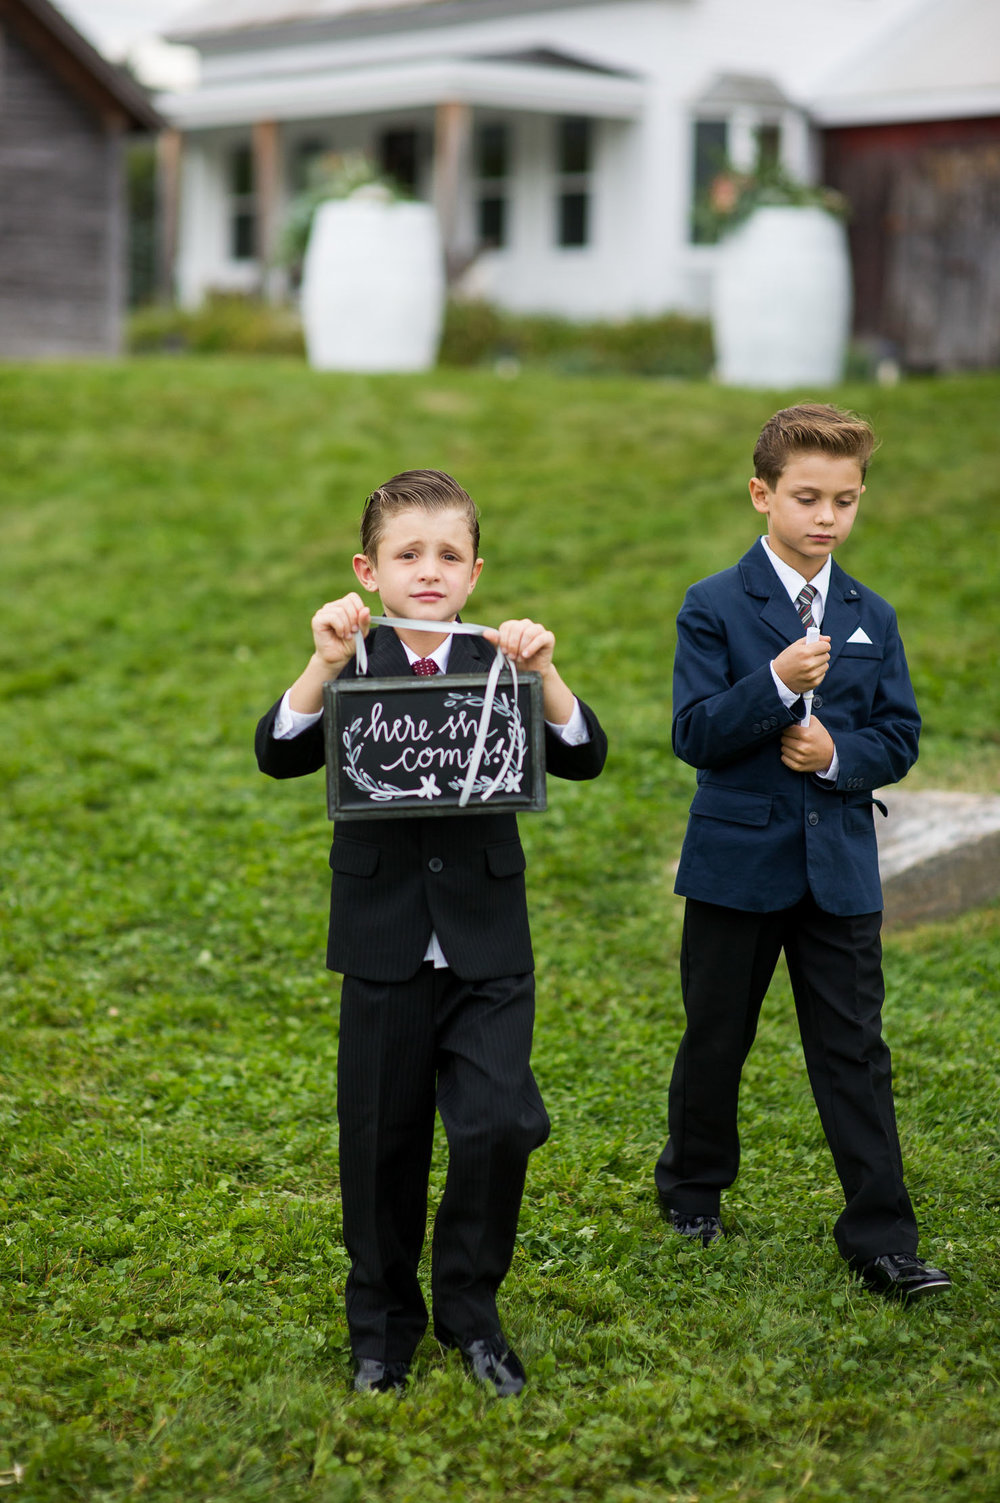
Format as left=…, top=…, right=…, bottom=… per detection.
left=753, top=404, right=877, bottom=489
left=359, top=469, right=480, bottom=560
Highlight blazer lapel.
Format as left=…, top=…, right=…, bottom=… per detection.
left=364, top=624, right=411, bottom=677
left=823, top=561, right=864, bottom=668
left=446, top=626, right=492, bottom=676
left=739, top=542, right=803, bottom=646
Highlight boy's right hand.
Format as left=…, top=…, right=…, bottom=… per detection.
left=771, top=634, right=831, bottom=695
left=311, top=592, right=371, bottom=671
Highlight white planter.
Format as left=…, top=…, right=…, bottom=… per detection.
left=712, top=206, right=852, bottom=387
left=300, top=194, right=445, bottom=373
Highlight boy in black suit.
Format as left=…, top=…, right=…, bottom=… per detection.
left=656, top=404, right=949, bottom=1302
left=256, top=469, right=606, bottom=1395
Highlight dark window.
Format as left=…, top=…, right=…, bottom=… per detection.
left=690, top=119, right=728, bottom=244
left=228, top=143, right=256, bottom=261
left=693, top=120, right=727, bottom=198
left=555, top=117, right=592, bottom=248
left=755, top=123, right=781, bottom=172
left=475, top=122, right=510, bottom=247
left=557, top=192, right=588, bottom=248
left=477, top=122, right=509, bottom=180
left=231, top=143, right=254, bottom=196
left=557, top=116, right=592, bottom=175
left=378, top=128, right=421, bottom=194
left=478, top=195, right=507, bottom=246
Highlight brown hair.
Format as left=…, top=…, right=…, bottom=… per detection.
left=359, top=468, right=480, bottom=559
left=753, top=404, right=878, bottom=488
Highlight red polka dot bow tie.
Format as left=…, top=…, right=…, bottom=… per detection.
left=411, top=658, right=439, bottom=676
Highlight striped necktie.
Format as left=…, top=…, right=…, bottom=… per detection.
left=411, top=657, right=439, bottom=676
left=795, top=584, right=818, bottom=628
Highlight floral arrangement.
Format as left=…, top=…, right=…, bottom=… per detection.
left=278, top=150, right=408, bottom=275
left=693, top=161, right=849, bottom=244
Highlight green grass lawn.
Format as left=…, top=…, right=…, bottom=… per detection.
left=1, top=361, right=998, bottom=1502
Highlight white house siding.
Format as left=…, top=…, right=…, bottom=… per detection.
left=163, top=0, right=926, bottom=318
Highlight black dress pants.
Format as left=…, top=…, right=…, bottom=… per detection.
left=337, top=965, right=549, bottom=1362
left=655, top=895, right=918, bottom=1265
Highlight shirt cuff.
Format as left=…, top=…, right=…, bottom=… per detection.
left=273, top=688, right=323, bottom=740
left=545, top=697, right=590, bottom=746
left=770, top=662, right=800, bottom=709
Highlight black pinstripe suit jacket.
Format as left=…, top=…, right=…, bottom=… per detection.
left=255, top=624, right=608, bottom=981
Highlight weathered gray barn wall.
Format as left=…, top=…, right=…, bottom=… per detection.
left=824, top=117, right=1000, bottom=372
left=0, top=27, right=123, bottom=356
left=0, top=0, right=160, bottom=359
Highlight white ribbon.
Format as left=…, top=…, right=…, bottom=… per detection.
left=352, top=616, right=519, bottom=808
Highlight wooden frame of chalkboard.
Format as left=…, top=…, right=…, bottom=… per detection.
left=323, top=672, right=547, bottom=820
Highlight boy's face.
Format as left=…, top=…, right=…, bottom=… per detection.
left=749, top=451, right=864, bottom=579
left=353, top=506, right=483, bottom=622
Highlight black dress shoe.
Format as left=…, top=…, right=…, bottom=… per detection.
left=445, top=1334, right=526, bottom=1397
left=353, top=1358, right=409, bottom=1394
left=857, top=1253, right=951, bottom=1302
left=660, top=1199, right=724, bottom=1245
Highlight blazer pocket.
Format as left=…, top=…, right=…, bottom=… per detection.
left=839, top=641, right=883, bottom=660
left=690, top=785, right=772, bottom=827
left=485, top=840, right=527, bottom=878
left=329, top=838, right=380, bottom=877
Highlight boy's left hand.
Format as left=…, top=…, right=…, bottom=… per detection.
left=485, top=619, right=577, bottom=725
left=780, top=716, right=836, bottom=774
left=484, top=619, right=556, bottom=675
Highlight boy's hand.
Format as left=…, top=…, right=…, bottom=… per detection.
left=485, top=619, right=556, bottom=675
left=772, top=634, right=831, bottom=695
left=485, top=619, right=576, bottom=726
left=311, top=593, right=370, bottom=670
left=780, top=716, right=836, bottom=774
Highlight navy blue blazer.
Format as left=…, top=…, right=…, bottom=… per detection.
left=672, top=542, right=920, bottom=916
left=256, top=623, right=607, bottom=980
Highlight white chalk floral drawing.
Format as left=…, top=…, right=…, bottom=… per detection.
left=340, top=716, right=431, bottom=802
left=442, top=690, right=525, bottom=798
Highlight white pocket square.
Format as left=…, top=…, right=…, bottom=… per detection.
left=846, top=627, right=873, bottom=644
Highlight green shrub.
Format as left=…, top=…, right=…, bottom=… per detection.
left=128, top=292, right=305, bottom=357
left=440, top=301, right=714, bottom=377
left=129, top=295, right=712, bottom=378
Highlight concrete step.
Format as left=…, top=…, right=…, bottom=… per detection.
left=876, top=789, right=1000, bottom=929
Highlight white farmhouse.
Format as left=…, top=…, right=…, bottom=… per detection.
left=159, top=0, right=993, bottom=342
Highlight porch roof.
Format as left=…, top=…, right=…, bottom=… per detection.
left=158, top=47, right=646, bottom=128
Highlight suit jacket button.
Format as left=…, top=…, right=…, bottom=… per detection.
left=770, top=715, right=778, bottom=727
left=752, top=722, right=761, bottom=734
left=813, top=695, right=823, bottom=709
left=808, top=811, right=819, bottom=826
left=428, top=857, right=444, bottom=873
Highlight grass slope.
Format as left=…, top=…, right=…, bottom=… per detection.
left=1, top=362, right=998, bottom=1502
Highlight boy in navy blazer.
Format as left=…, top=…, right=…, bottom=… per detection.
left=256, top=470, right=606, bottom=1395
left=656, top=404, right=949, bottom=1302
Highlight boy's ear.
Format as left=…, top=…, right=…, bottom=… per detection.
left=353, top=553, right=378, bottom=591
left=749, top=477, right=771, bottom=514
left=468, top=558, right=484, bottom=590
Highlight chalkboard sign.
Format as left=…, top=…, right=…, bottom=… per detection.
left=323, top=672, right=546, bottom=820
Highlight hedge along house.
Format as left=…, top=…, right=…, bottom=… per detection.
left=158, top=0, right=929, bottom=321
left=0, top=0, right=163, bottom=357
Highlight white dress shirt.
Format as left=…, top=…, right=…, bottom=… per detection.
left=272, top=630, right=590, bottom=965
left=760, top=536, right=839, bottom=782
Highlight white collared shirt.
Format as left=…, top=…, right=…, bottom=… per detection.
left=272, top=630, right=589, bottom=965
left=760, top=536, right=839, bottom=781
